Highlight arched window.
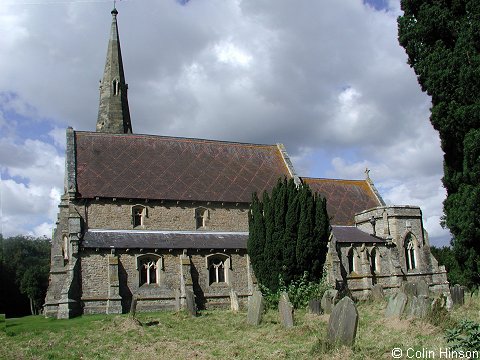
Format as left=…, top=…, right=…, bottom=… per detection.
left=131, top=205, right=147, bottom=228
left=347, top=248, right=355, bottom=274
left=195, top=207, right=209, bottom=229
left=137, top=255, right=162, bottom=286
left=206, top=254, right=229, bottom=285
left=370, top=247, right=380, bottom=274
left=404, top=234, right=416, bottom=271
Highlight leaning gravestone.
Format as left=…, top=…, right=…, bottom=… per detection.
left=321, top=289, right=338, bottom=314
left=247, top=290, right=265, bottom=325
left=278, top=292, right=294, bottom=328
left=308, top=299, right=322, bottom=315
left=401, top=282, right=418, bottom=297
left=371, top=284, right=385, bottom=301
left=185, top=289, right=197, bottom=317
left=450, top=284, right=465, bottom=306
left=385, top=292, right=408, bottom=318
left=416, top=279, right=430, bottom=297
left=327, top=296, right=359, bottom=347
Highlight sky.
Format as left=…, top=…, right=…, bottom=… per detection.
left=0, top=0, right=452, bottom=246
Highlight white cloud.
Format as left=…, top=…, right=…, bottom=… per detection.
left=0, top=1, right=452, bottom=246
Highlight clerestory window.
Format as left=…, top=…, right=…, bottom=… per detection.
left=195, top=207, right=209, bottom=229
left=131, top=205, right=147, bottom=228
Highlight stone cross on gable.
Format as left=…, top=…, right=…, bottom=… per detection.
left=365, top=167, right=371, bottom=180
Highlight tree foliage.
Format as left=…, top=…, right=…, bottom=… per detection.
left=2, top=236, right=51, bottom=316
left=430, top=245, right=463, bottom=285
left=398, top=0, right=480, bottom=287
left=248, top=178, right=330, bottom=291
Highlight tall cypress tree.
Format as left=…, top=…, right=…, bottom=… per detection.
left=398, top=0, right=480, bottom=287
left=248, top=178, right=330, bottom=291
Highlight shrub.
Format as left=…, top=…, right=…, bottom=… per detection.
left=445, top=320, right=480, bottom=353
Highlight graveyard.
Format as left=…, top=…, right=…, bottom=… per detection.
left=2, top=290, right=479, bottom=360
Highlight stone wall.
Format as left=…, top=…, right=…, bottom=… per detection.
left=79, top=248, right=251, bottom=314
left=81, top=199, right=249, bottom=232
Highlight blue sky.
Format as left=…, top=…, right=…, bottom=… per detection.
left=0, top=0, right=451, bottom=246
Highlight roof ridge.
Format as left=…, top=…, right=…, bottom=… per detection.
left=75, top=130, right=277, bottom=148
left=302, top=176, right=367, bottom=182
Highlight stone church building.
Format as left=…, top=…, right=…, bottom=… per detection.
left=44, top=9, right=448, bottom=318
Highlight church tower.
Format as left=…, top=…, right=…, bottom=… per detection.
left=96, top=8, right=132, bottom=134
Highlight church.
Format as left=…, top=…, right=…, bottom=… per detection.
left=44, top=9, right=449, bottom=318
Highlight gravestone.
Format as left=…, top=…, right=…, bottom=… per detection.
left=401, top=282, right=418, bottom=297
left=405, top=295, right=429, bottom=319
left=371, top=284, right=385, bottom=301
left=385, top=292, right=408, bottom=318
left=450, top=284, right=465, bottom=306
left=278, top=292, right=294, bottom=328
left=130, top=294, right=138, bottom=318
left=247, top=290, right=265, bottom=325
left=321, top=289, right=338, bottom=314
left=416, top=279, right=430, bottom=297
left=174, top=289, right=181, bottom=312
left=185, top=289, right=197, bottom=317
left=308, top=299, right=322, bottom=315
left=230, top=289, right=240, bottom=312
left=327, top=296, right=359, bottom=347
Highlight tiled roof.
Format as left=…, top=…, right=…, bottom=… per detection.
left=302, top=178, right=382, bottom=225
left=75, top=132, right=291, bottom=203
left=82, top=230, right=248, bottom=249
left=331, top=226, right=385, bottom=244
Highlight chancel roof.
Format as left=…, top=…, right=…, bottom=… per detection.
left=83, top=230, right=248, bottom=249
left=74, top=131, right=291, bottom=203
left=302, top=177, right=383, bottom=226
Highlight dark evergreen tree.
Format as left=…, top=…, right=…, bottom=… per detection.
left=282, top=179, right=299, bottom=283
left=398, top=0, right=480, bottom=287
left=247, top=178, right=330, bottom=291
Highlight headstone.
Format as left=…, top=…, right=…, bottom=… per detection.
left=230, top=289, right=240, bottom=312
left=416, top=279, right=430, bottom=297
left=327, top=296, right=359, bottom=347
left=401, top=282, right=418, bottom=297
left=385, top=292, right=408, bottom=318
left=278, top=292, right=294, bottom=328
left=247, top=290, right=265, bottom=325
left=371, top=284, right=385, bottom=301
left=174, top=289, right=181, bottom=312
left=450, top=284, right=465, bottom=306
left=130, top=295, right=138, bottom=318
left=321, top=289, right=338, bottom=314
left=308, top=299, right=322, bottom=315
left=185, top=289, right=197, bottom=317
left=405, top=295, right=429, bottom=319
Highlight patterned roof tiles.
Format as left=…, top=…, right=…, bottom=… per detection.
left=303, top=177, right=382, bottom=225
left=75, top=131, right=291, bottom=203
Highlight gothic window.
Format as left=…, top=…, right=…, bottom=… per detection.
left=131, top=205, right=147, bottom=228
left=137, top=255, right=162, bottom=286
left=347, top=248, right=355, bottom=274
left=207, top=254, right=229, bottom=285
left=370, top=247, right=380, bottom=274
left=405, top=234, right=416, bottom=271
left=195, top=207, right=209, bottom=229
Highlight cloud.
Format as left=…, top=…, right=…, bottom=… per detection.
left=0, top=1, right=450, bottom=245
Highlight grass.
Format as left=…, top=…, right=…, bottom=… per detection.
left=1, top=294, right=479, bottom=360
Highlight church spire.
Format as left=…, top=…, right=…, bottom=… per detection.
left=96, top=8, right=132, bottom=134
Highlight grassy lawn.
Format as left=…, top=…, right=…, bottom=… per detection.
left=1, top=294, right=479, bottom=360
